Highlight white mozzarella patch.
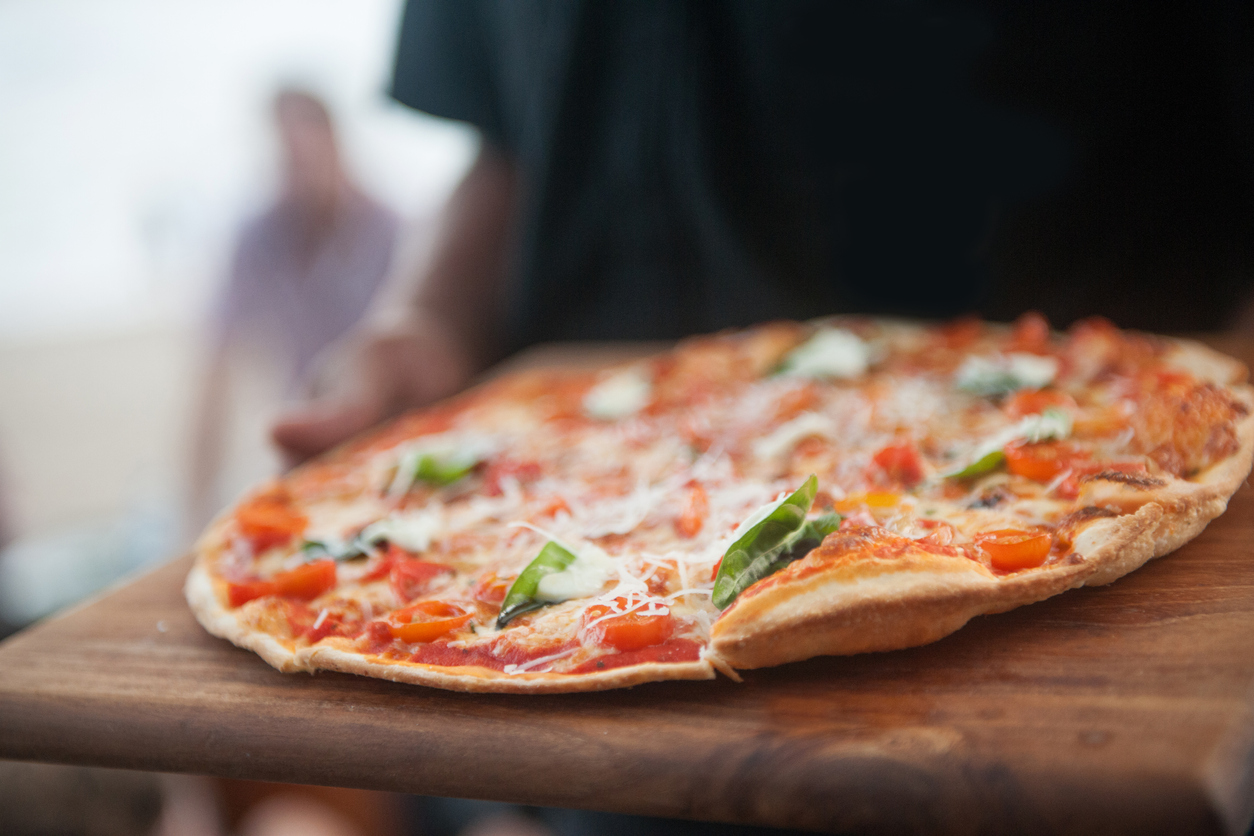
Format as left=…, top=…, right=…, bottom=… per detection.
left=955, top=352, right=1058, bottom=396
left=507, top=521, right=621, bottom=604
left=1007, top=353, right=1060, bottom=388
left=584, top=367, right=652, bottom=420
left=380, top=431, right=501, bottom=495
left=1017, top=408, right=1072, bottom=443
left=361, top=508, right=445, bottom=553
left=536, top=544, right=617, bottom=603
left=779, top=328, right=869, bottom=379
left=961, top=408, right=1073, bottom=465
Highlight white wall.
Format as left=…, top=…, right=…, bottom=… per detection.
left=0, top=0, right=476, bottom=622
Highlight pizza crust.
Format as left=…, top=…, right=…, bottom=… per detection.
left=303, top=645, right=714, bottom=694
left=185, top=561, right=309, bottom=674
left=706, top=529, right=1107, bottom=669
left=186, top=556, right=715, bottom=693
left=1162, top=337, right=1249, bottom=385
left=1077, top=386, right=1254, bottom=585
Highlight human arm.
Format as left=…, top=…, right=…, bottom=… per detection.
left=270, top=141, right=518, bottom=462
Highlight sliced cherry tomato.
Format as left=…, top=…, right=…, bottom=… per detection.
left=359, top=551, right=396, bottom=583
left=582, top=598, right=675, bottom=652
left=227, top=560, right=336, bottom=607
left=387, top=547, right=454, bottom=602
left=938, top=315, right=982, bottom=349
left=1004, top=441, right=1090, bottom=483
left=1003, top=389, right=1076, bottom=420
left=1009, top=311, right=1051, bottom=353
left=235, top=493, right=307, bottom=553
left=272, top=560, right=337, bottom=600
left=977, top=529, right=1052, bottom=571
left=227, top=579, right=278, bottom=608
left=388, top=600, right=472, bottom=643
left=870, top=441, right=924, bottom=488
left=675, top=482, right=709, bottom=538
left=472, top=571, right=510, bottom=605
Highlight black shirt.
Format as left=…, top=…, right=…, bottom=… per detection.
left=392, top=0, right=1254, bottom=347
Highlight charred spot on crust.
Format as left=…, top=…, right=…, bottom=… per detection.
left=1058, top=506, right=1118, bottom=527
left=967, top=486, right=1011, bottom=509
left=1079, top=470, right=1168, bottom=489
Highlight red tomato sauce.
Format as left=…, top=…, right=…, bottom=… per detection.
left=568, top=639, right=703, bottom=674
left=409, top=638, right=579, bottom=672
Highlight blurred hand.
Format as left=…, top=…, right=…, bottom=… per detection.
left=271, top=314, right=475, bottom=465
left=273, top=144, right=516, bottom=466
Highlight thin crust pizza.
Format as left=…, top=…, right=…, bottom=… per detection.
left=186, top=315, right=1254, bottom=692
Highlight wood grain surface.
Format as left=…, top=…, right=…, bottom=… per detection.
left=2, top=341, right=1254, bottom=835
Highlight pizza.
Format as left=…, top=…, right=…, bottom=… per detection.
left=186, top=314, right=1254, bottom=692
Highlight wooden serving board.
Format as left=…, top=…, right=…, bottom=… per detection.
left=2, top=341, right=1254, bottom=835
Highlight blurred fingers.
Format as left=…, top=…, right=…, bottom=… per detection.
left=271, top=397, right=383, bottom=466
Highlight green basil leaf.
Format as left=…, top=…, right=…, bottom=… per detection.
left=496, top=541, right=579, bottom=628
left=712, top=475, right=823, bottom=610
left=945, top=449, right=1006, bottom=480
left=300, top=538, right=367, bottom=562
left=800, top=512, right=842, bottom=542
left=414, top=452, right=478, bottom=486
left=956, top=370, right=1022, bottom=398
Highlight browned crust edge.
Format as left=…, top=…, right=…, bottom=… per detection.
left=1162, top=337, right=1249, bottom=385
left=303, top=645, right=715, bottom=694
left=708, top=352, right=1254, bottom=671
left=707, top=504, right=1173, bottom=670
left=706, top=528, right=1114, bottom=670
left=184, top=561, right=714, bottom=694
left=185, top=559, right=310, bottom=674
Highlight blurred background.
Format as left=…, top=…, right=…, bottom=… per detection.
left=3, top=1, right=1254, bottom=834
left=0, top=0, right=475, bottom=631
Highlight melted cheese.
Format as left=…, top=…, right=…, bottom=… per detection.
left=584, top=367, right=652, bottom=420
left=779, top=328, right=869, bottom=379
left=382, top=432, right=500, bottom=495
left=753, top=413, right=836, bottom=461
left=361, top=509, right=444, bottom=553
left=536, top=543, right=616, bottom=602
left=955, top=352, right=1059, bottom=396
